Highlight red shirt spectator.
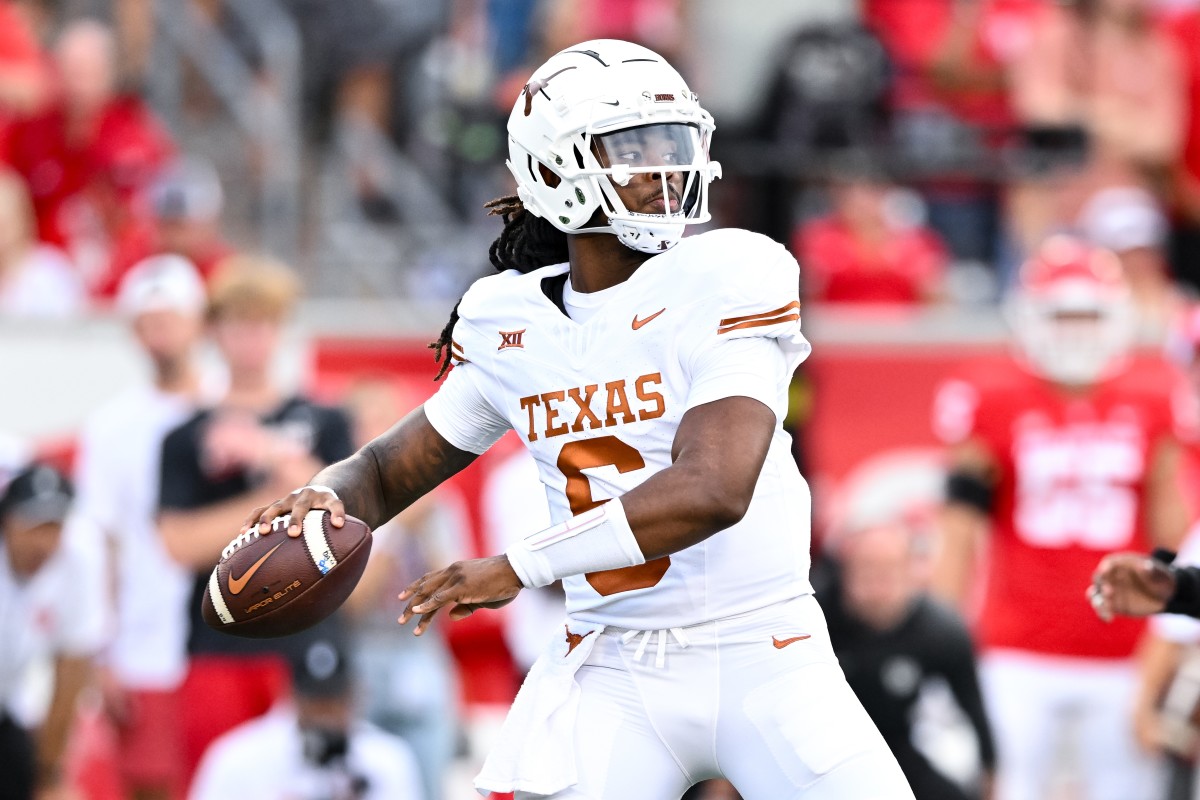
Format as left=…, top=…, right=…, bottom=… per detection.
left=4, top=20, right=172, bottom=291
left=100, top=157, right=234, bottom=298
left=795, top=178, right=948, bottom=305
left=860, top=0, right=1052, bottom=131
left=1166, top=9, right=1200, bottom=225
left=0, top=1, right=49, bottom=162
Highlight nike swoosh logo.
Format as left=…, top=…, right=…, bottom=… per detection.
left=228, top=543, right=284, bottom=595
left=632, top=308, right=666, bottom=330
left=772, top=635, right=811, bottom=649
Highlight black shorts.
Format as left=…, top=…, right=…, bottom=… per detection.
left=0, top=713, right=34, bottom=800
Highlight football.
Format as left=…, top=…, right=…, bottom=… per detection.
left=202, top=509, right=372, bottom=638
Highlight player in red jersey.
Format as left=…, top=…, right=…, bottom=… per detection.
left=931, top=235, right=1196, bottom=800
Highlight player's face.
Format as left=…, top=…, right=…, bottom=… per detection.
left=211, top=314, right=282, bottom=376
left=134, top=308, right=202, bottom=363
left=2, top=518, right=64, bottom=578
left=296, top=694, right=352, bottom=733
left=840, top=525, right=916, bottom=630
left=594, top=124, right=693, bottom=214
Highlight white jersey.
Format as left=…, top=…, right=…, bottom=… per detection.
left=0, top=519, right=108, bottom=722
left=74, top=385, right=194, bottom=689
left=424, top=228, right=813, bottom=629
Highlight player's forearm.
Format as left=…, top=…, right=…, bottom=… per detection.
left=932, top=504, right=986, bottom=608
left=620, top=459, right=756, bottom=560
left=621, top=397, right=773, bottom=560
left=316, top=408, right=477, bottom=531
left=1136, top=635, right=1182, bottom=722
left=36, top=655, right=91, bottom=785
left=1146, top=439, right=1188, bottom=551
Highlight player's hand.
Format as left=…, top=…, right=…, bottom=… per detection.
left=398, top=555, right=523, bottom=635
left=1133, top=705, right=1167, bottom=754
left=1089, top=553, right=1177, bottom=622
left=240, top=486, right=345, bottom=538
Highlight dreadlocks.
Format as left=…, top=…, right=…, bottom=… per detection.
left=430, top=195, right=570, bottom=380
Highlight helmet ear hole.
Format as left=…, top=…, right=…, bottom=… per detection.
left=537, top=163, right=562, bottom=189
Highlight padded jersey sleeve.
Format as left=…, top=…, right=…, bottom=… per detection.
left=423, top=353, right=511, bottom=456
left=682, top=233, right=810, bottom=413
left=685, top=337, right=792, bottom=419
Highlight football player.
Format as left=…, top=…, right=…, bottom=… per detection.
left=931, top=236, right=1196, bottom=800
left=241, top=39, right=914, bottom=800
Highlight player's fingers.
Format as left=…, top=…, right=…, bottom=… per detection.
left=398, top=570, right=438, bottom=602
left=280, top=488, right=338, bottom=536
left=240, top=505, right=270, bottom=534
left=398, top=573, right=452, bottom=624
left=448, top=604, right=477, bottom=621
left=1087, top=583, right=1113, bottom=623
left=256, top=498, right=294, bottom=534
left=413, top=607, right=442, bottom=636
left=327, top=498, right=346, bottom=529
left=411, top=584, right=459, bottom=615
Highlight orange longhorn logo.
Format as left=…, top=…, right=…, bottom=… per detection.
left=565, top=625, right=595, bottom=656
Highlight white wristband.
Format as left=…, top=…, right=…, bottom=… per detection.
left=295, top=484, right=340, bottom=500
left=505, top=498, right=645, bottom=589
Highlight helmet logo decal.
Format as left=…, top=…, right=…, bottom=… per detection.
left=566, top=49, right=609, bottom=66
left=523, top=67, right=576, bottom=116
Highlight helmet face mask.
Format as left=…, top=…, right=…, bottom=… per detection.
left=506, top=40, right=722, bottom=254
left=1007, top=237, right=1135, bottom=387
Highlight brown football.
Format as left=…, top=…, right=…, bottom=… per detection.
left=202, top=510, right=372, bottom=638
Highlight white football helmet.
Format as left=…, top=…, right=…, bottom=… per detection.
left=1006, top=235, right=1135, bottom=386
left=506, top=39, right=722, bottom=254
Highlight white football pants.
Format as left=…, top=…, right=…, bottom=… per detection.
left=981, top=648, right=1161, bottom=800
left=514, top=594, right=914, bottom=800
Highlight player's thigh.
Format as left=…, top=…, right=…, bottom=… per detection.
left=718, top=659, right=914, bottom=800
left=979, top=653, right=1060, bottom=800
left=519, top=662, right=692, bottom=800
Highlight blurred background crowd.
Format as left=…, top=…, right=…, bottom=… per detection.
left=8, top=0, right=1200, bottom=799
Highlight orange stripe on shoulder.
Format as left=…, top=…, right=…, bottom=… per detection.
left=717, top=312, right=800, bottom=335
left=717, top=300, right=801, bottom=328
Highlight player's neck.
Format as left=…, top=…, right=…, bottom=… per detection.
left=223, top=370, right=280, bottom=413
left=154, top=357, right=199, bottom=397
left=566, top=233, right=653, bottom=293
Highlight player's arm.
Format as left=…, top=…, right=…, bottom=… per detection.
left=241, top=408, right=479, bottom=536
left=1132, top=632, right=1182, bottom=752
left=932, top=439, right=996, bottom=608
left=937, top=608, right=997, bottom=787
left=35, top=654, right=91, bottom=793
left=399, top=393, right=776, bottom=634
left=1145, top=436, right=1189, bottom=552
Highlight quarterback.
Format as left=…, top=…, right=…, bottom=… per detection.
left=243, top=40, right=913, bottom=799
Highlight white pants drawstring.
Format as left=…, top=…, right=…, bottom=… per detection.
left=620, top=627, right=691, bottom=668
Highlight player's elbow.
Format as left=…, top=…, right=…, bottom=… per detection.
left=697, top=480, right=754, bottom=530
